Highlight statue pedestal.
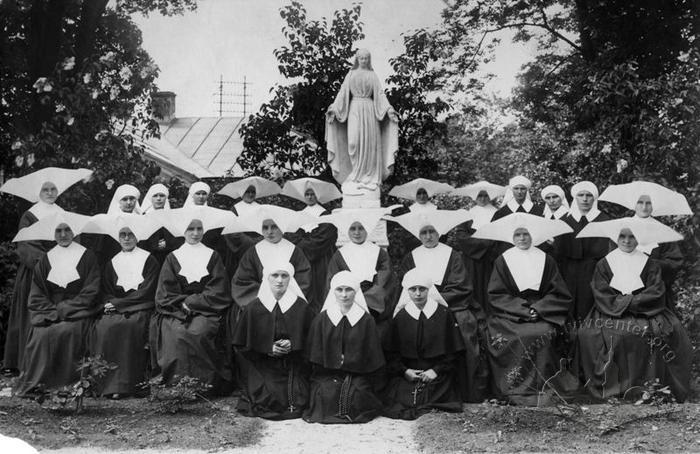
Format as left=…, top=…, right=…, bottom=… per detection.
left=337, top=181, right=389, bottom=247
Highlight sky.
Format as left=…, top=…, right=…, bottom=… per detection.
left=132, top=0, right=535, bottom=118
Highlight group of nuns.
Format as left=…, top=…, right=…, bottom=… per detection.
left=0, top=169, right=693, bottom=423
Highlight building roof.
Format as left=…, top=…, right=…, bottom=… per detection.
left=142, top=116, right=246, bottom=181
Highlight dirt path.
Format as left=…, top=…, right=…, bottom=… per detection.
left=37, top=416, right=418, bottom=454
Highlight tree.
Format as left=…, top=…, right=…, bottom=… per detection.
left=238, top=1, right=364, bottom=180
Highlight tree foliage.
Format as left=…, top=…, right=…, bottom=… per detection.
left=238, top=1, right=364, bottom=181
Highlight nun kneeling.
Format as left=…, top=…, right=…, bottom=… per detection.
left=303, top=271, right=385, bottom=424
left=14, top=213, right=100, bottom=396
left=383, top=269, right=465, bottom=420
left=232, top=262, right=315, bottom=419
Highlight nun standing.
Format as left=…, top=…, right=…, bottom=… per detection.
left=554, top=181, right=613, bottom=320
left=491, top=176, right=545, bottom=220
left=575, top=218, right=691, bottom=401
left=153, top=212, right=234, bottom=394
left=473, top=214, right=573, bottom=405
left=86, top=215, right=161, bottom=397
left=383, top=269, right=465, bottom=420
left=0, top=167, right=91, bottom=374
left=14, top=213, right=101, bottom=396
left=232, top=261, right=315, bottom=419
left=303, top=271, right=385, bottom=424
left=282, top=178, right=340, bottom=313
left=140, top=183, right=180, bottom=265
left=541, top=185, right=569, bottom=220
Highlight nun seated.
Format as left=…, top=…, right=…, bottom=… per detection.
left=473, top=213, right=573, bottom=405
left=85, top=215, right=161, bottom=397
left=387, top=209, right=483, bottom=402
left=232, top=262, right=315, bottom=419
left=14, top=213, right=101, bottom=396
left=153, top=212, right=234, bottom=395
left=323, top=208, right=397, bottom=335
left=383, top=269, right=465, bottom=420
left=575, top=218, right=691, bottom=402
left=226, top=205, right=313, bottom=309
left=303, top=271, right=385, bottom=424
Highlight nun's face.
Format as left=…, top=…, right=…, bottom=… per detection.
left=268, top=270, right=291, bottom=299
left=304, top=188, right=318, bottom=206
left=415, top=188, right=429, bottom=204
left=512, top=185, right=528, bottom=204
left=544, top=192, right=562, bottom=211
left=118, top=227, right=137, bottom=252
left=54, top=223, right=74, bottom=247
left=334, top=285, right=356, bottom=306
left=151, top=192, right=167, bottom=210
left=407, top=285, right=429, bottom=307
left=476, top=191, right=490, bottom=207
left=617, top=228, right=638, bottom=253
left=193, top=190, right=208, bottom=206
left=39, top=182, right=58, bottom=204
left=513, top=228, right=532, bottom=250
left=262, top=219, right=283, bottom=244
left=575, top=190, right=595, bottom=213
left=185, top=219, right=204, bottom=244
left=348, top=222, right=368, bottom=244
left=419, top=225, right=440, bottom=248
left=119, top=195, right=137, bottom=213
left=635, top=195, right=653, bottom=218
left=242, top=185, right=256, bottom=203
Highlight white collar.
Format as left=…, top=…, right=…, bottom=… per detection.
left=111, top=247, right=150, bottom=291
left=259, top=289, right=300, bottom=314
left=28, top=201, right=64, bottom=220
left=402, top=298, right=438, bottom=320
left=507, top=198, right=534, bottom=213
left=606, top=248, right=648, bottom=295
left=568, top=201, right=601, bottom=222
left=544, top=205, right=568, bottom=220
left=339, top=241, right=380, bottom=283
left=325, top=302, right=365, bottom=327
left=409, top=201, right=438, bottom=212
left=302, top=204, right=325, bottom=216
left=255, top=239, right=295, bottom=269
left=469, top=204, right=496, bottom=229
left=411, top=243, right=452, bottom=286
left=47, top=242, right=86, bottom=288
left=172, top=242, right=213, bottom=284
left=502, top=246, right=546, bottom=292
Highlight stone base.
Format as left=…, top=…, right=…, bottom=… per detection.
left=337, top=181, right=389, bottom=247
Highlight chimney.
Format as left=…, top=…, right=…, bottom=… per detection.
left=152, top=91, right=176, bottom=124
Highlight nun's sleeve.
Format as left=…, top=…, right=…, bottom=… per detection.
left=592, top=259, right=666, bottom=318
left=155, top=253, right=189, bottom=319
left=55, top=250, right=101, bottom=321
left=183, top=253, right=232, bottom=315
left=529, top=255, right=571, bottom=326
left=290, top=246, right=313, bottom=301
left=105, top=255, right=159, bottom=314
left=487, top=256, right=536, bottom=321
left=28, top=256, right=59, bottom=326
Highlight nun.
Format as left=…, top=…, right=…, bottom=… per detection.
left=140, top=183, right=180, bottom=264
left=87, top=184, right=142, bottom=265
left=452, top=181, right=506, bottom=312
left=541, top=185, right=569, bottom=220
left=14, top=213, right=101, bottom=396
left=599, top=181, right=693, bottom=310
left=388, top=209, right=483, bottom=401
left=182, top=181, right=228, bottom=257
left=281, top=178, right=340, bottom=313
left=492, top=175, right=545, bottom=220
left=473, top=213, right=573, bottom=405
left=232, top=261, right=315, bottom=419
left=228, top=205, right=313, bottom=309
left=303, top=271, right=385, bottom=424
left=553, top=181, right=613, bottom=320
left=0, top=167, right=91, bottom=374
left=218, top=177, right=282, bottom=278
left=87, top=215, right=161, bottom=397
left=575, top=218, right=691, bottom=401
left=153, top=211, right=234, bottom=394
left=323, top=208, right=397, bottom=334
left=383, top=269, right=465, bottom=420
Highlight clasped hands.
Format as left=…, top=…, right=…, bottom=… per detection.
left=404, top=368, right=437, bottom=383
left=271, top=339, right=292, bottom=357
